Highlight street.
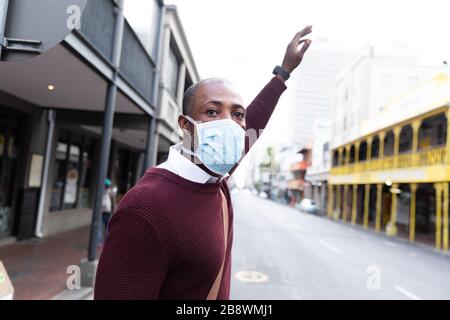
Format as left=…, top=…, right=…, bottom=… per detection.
left=230, top=190, right=450, bottom=300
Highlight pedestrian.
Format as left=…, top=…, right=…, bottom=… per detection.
left=98, top=178, right=115, bottom=245
left=94, top=26, right=312, bottom=300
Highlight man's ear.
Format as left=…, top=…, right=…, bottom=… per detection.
left=178, top=114, right=191, bottom=132
left=178, top=114, right=195, bottom=139
left=178, top=115, right=196, bottom=152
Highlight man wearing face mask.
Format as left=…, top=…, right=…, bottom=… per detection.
left=94, top=26, right=312, bottom=300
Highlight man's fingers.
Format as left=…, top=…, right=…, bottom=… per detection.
left=291, top=25, right=313, bottom=45
left=298, top=39, right=312, bottom=55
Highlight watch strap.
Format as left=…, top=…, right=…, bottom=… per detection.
left=273, top=65, right=290, bottom=81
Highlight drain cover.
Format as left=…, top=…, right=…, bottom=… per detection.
left=235, top=271, right=269, bottom=283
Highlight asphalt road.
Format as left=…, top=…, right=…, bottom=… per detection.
left=230, top=190, right=450, bottom=300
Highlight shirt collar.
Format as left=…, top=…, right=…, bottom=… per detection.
left=157, top=143, right=228, bottom=184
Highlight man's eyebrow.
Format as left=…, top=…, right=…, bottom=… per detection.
left=203, top=100, right=245, bottom=110
left=203, top=100, right=223, bottom=106
left=233, top=104, right=245, bottom=111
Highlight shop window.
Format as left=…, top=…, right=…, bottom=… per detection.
left=0, top=116, right=21, bottom=237
left=113, top=148, right=138, bottom=200
left=50, top=130, right=95, bottom=212
left=78, top=147, right=94, bottom=209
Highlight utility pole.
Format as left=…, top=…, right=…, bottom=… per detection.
left=143, top=3, right=166, bottom=174
left=80, top=0, right=125, bottom=287
left=87, top=0, right=125, bottom=262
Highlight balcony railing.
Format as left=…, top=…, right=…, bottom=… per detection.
left=80, top=0, right=157, bottom=104
left=120, top=20, right=155, bottom=104
left=80, top=0, right=116, bottom=60
left=330, top=145, right=447, bottom=175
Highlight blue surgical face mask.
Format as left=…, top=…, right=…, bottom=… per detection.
left=182, top=116, right=245, bottom=176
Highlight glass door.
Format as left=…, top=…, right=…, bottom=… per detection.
left=0, top=117, right=20, bottom=237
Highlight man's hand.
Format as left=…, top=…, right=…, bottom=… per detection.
left=281, top=25, right=313, bottom=74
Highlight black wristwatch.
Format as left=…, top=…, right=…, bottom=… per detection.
left=273, top=65, right=290, bottom=81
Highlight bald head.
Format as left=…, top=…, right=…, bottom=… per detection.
left=182, top=78, right=234, bottom=116
left=178, top=77, right=246, bottom=137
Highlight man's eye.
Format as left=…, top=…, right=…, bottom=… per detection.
left=235, top=112, right=245, bottom=118
left=207, top=109, right=218, bottom=116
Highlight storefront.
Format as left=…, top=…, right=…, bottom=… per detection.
left=0, top=106, right=26, bottom=238
left=49, top=128, right=97, bottom=213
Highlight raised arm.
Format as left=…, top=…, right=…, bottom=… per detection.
left=244, top=25, right=313, bottom=154
left=244, top=76, right=287, bottom=154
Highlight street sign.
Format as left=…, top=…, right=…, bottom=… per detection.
left=0, top=261, right=14, bottom=300
left=0, top=0, right=87, bottom=62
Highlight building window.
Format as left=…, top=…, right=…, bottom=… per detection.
left=123, top=0, right=159, bottom=56
left=332, top=150, right=339, bottom=167
left=50, top=130, right=95, bottom=212
left=167, top=43, right=181, bottom=97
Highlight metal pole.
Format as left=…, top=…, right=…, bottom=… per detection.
left=144, top=3, right=166, bottom=170
left=0, top=0, right=10, bottom=59
left=87, top=0, right=125, bottom=262
left=35, top=109, right=55, bottom=238
left=142, top=117, right=153, bottom=176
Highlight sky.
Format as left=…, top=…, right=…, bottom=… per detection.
left=125, top=0, right=450, bottom=120
left=165, top=0, right=450, bottom=142
left=167, top=0, right=450, bottom=93
left=164, top=0, right=450, bottom=185
left=127, top=0, right=450, bottom=186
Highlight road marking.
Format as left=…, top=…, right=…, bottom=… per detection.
left=294, top=224, right=303, bottom=232
left=235, top=271, right=269, bottom=283
left=394, top=285, right=422, bottom=300
left=318, top=240, right=342, bottom=254
left=384, top=241, right=397, bottom=248
left=408, top=252, right=418, bottom=257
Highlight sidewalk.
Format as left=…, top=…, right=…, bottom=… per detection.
left=0, top=226, right=97, bottom=300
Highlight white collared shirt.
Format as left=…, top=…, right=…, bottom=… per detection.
left=157, top=143, right=228, bottom=184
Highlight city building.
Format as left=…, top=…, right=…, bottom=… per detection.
left=258, top=146, right=277, bottom=199
left=287, top=39, right=349, bottom=150
left=0, top=0, right=198, bottom=244
left=328, top=43, right=450, bottom=251
left=271, top=146, right=298, bottom=204
left=151, top=5, right=200, bottom=164
left=328, top=73, right=450, bottom=252
left=305, top=119, right=332, bottom=214
left=332, top=43, right=446, bottom=148
left=288, top=147, right=312, bottom=205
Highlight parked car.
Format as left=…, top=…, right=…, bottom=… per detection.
left=258, top=191, right=268, bottom=199
left=297, top=199, right=320, bottom=214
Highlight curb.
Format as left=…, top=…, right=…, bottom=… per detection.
left=51, top=287, right=93, bottom=300
left=317, top=211, right=450, bottom=261
left=273, top=198, right=450, bottom=260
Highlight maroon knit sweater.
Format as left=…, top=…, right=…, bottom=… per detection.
left=94, top=77, right=287, bottom=300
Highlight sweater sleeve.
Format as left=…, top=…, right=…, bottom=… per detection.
left=244, top=76, right=287, bottom=154
left=94, top=209, right=169, bottom=300
left=229, top=77, right=287, bottom=176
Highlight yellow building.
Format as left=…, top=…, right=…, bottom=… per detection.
left=328, top=74, right=450, bottom=252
